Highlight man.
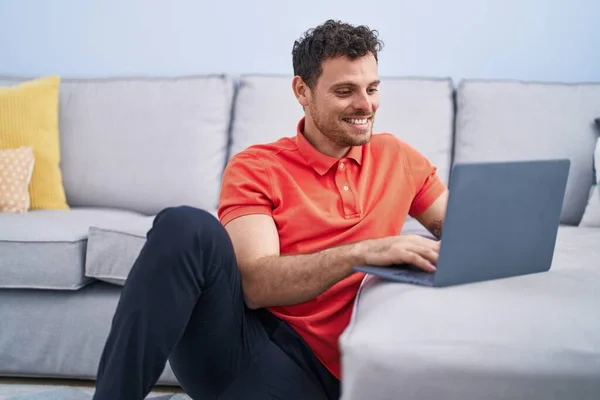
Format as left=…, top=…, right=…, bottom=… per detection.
left=93, top=19, right=448, bottom=400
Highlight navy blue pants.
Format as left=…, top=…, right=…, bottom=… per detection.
left=93, top=206, right=340, bottom=400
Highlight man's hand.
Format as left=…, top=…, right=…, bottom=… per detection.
left=356, top=235, right=440, bottom=272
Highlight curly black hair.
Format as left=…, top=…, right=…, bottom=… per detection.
left=292, top=20, right=384, bottom=89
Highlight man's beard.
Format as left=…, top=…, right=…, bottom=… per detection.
left=309, top=102, right=373, bottom=147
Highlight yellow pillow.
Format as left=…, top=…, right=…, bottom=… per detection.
left=0, top=76, right=68, bottom=209
left=0, top=146, right=35, bottom=213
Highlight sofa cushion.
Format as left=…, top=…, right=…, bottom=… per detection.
left=85, top=225, right=150, bottom=286
left=230, top=76, right=455, bottom=184
left=340, top=225, right=600, bottom=400
left=373, top=77, right=455, bottom=184
left=85, top=209, right=218, bottom=286
left=0, top=75, right=235, bottom=215
left=229, top=75, right=304, bottom=160
left=0, top=76, right=69, bottom=210
left=454, top=80, right=600, bottom=225
left=0, top=146, right=35, bottom=213
left=0, top=208, right=151, bottom=290
left=580, top=129, right=600, bottom=227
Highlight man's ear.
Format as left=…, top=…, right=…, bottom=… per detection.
left=292, top=76, right=310, bottom=108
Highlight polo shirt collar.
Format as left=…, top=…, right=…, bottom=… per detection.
left=296, top=118, right=363, bottom=176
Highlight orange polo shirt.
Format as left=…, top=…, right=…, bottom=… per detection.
left=218, top=118, right=446, bottom=379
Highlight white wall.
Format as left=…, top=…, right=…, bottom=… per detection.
left=0, top=0, right=599, bottom=83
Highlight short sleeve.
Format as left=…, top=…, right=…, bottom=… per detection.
left=400, top=142, right=447, bottom=217
left=218, top=151, right=274, bottom=226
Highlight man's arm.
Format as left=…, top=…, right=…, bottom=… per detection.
left=224, top=214, right=363, bottom=309
left=414, top=190, right=449, bottom=240
left=224, top=214, right=440, bottom=309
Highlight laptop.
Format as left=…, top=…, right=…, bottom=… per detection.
left=353, top=159, right=571, bottom=287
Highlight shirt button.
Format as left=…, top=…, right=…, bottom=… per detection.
left=343, top=185, right=349, bottom=191
left=340, top=162, right=345, bottom=169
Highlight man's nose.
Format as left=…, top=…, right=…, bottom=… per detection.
left=352, top=91, right=371, bottom=112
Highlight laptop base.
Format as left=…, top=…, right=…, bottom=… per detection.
left=354, top=265, right=436, bottom=287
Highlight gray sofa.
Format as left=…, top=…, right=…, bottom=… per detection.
left=0, top=75, right=599, bottom=399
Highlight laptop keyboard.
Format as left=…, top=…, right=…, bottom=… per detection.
left=392, top=269, right=436, bottom=286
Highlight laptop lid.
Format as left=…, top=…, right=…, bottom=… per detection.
left=434, top=159, right=570, bottom=287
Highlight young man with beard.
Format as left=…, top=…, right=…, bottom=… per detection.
left=93, top=19, right=448, bottom=400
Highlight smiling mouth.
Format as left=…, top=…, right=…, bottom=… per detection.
left=343, top=117, right=371, bottom=126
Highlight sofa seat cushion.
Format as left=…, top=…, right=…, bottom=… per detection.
left=339, top=226, right=600, bottom=400
left=0, top=208, right=152, bottom=290
left=85, top=208, right=218, bottom=286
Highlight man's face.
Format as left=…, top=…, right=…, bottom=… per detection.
left=306, top=54, right=380, bottom=147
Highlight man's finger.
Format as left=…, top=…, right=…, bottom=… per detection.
left=410, top=235, right=441, bottom=249
left=401, top=250, right=437, bottom=272
left=411, top=245, right=439, bottom=266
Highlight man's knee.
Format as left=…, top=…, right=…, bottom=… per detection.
left=148, top=206, right=229, bottom=248
left=150, top=206, right=220, bottom=239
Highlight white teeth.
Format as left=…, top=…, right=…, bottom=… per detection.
left=345, top=118, right=368, bottom=125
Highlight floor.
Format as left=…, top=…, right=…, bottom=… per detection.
left=0, top=377, right=190, bottom=399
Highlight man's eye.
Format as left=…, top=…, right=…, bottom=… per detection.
left=336, top=90, right=351, bottom=96
left=368, top=88, right=379, bottom=94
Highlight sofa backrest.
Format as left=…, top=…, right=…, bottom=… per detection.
left=1, top=75, right=235, bottom=215
left=230, top=75, right=455, bottom=184
left=3, top=74, right=599, bottom=225
left=454, top=80, right=600, bottom=225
